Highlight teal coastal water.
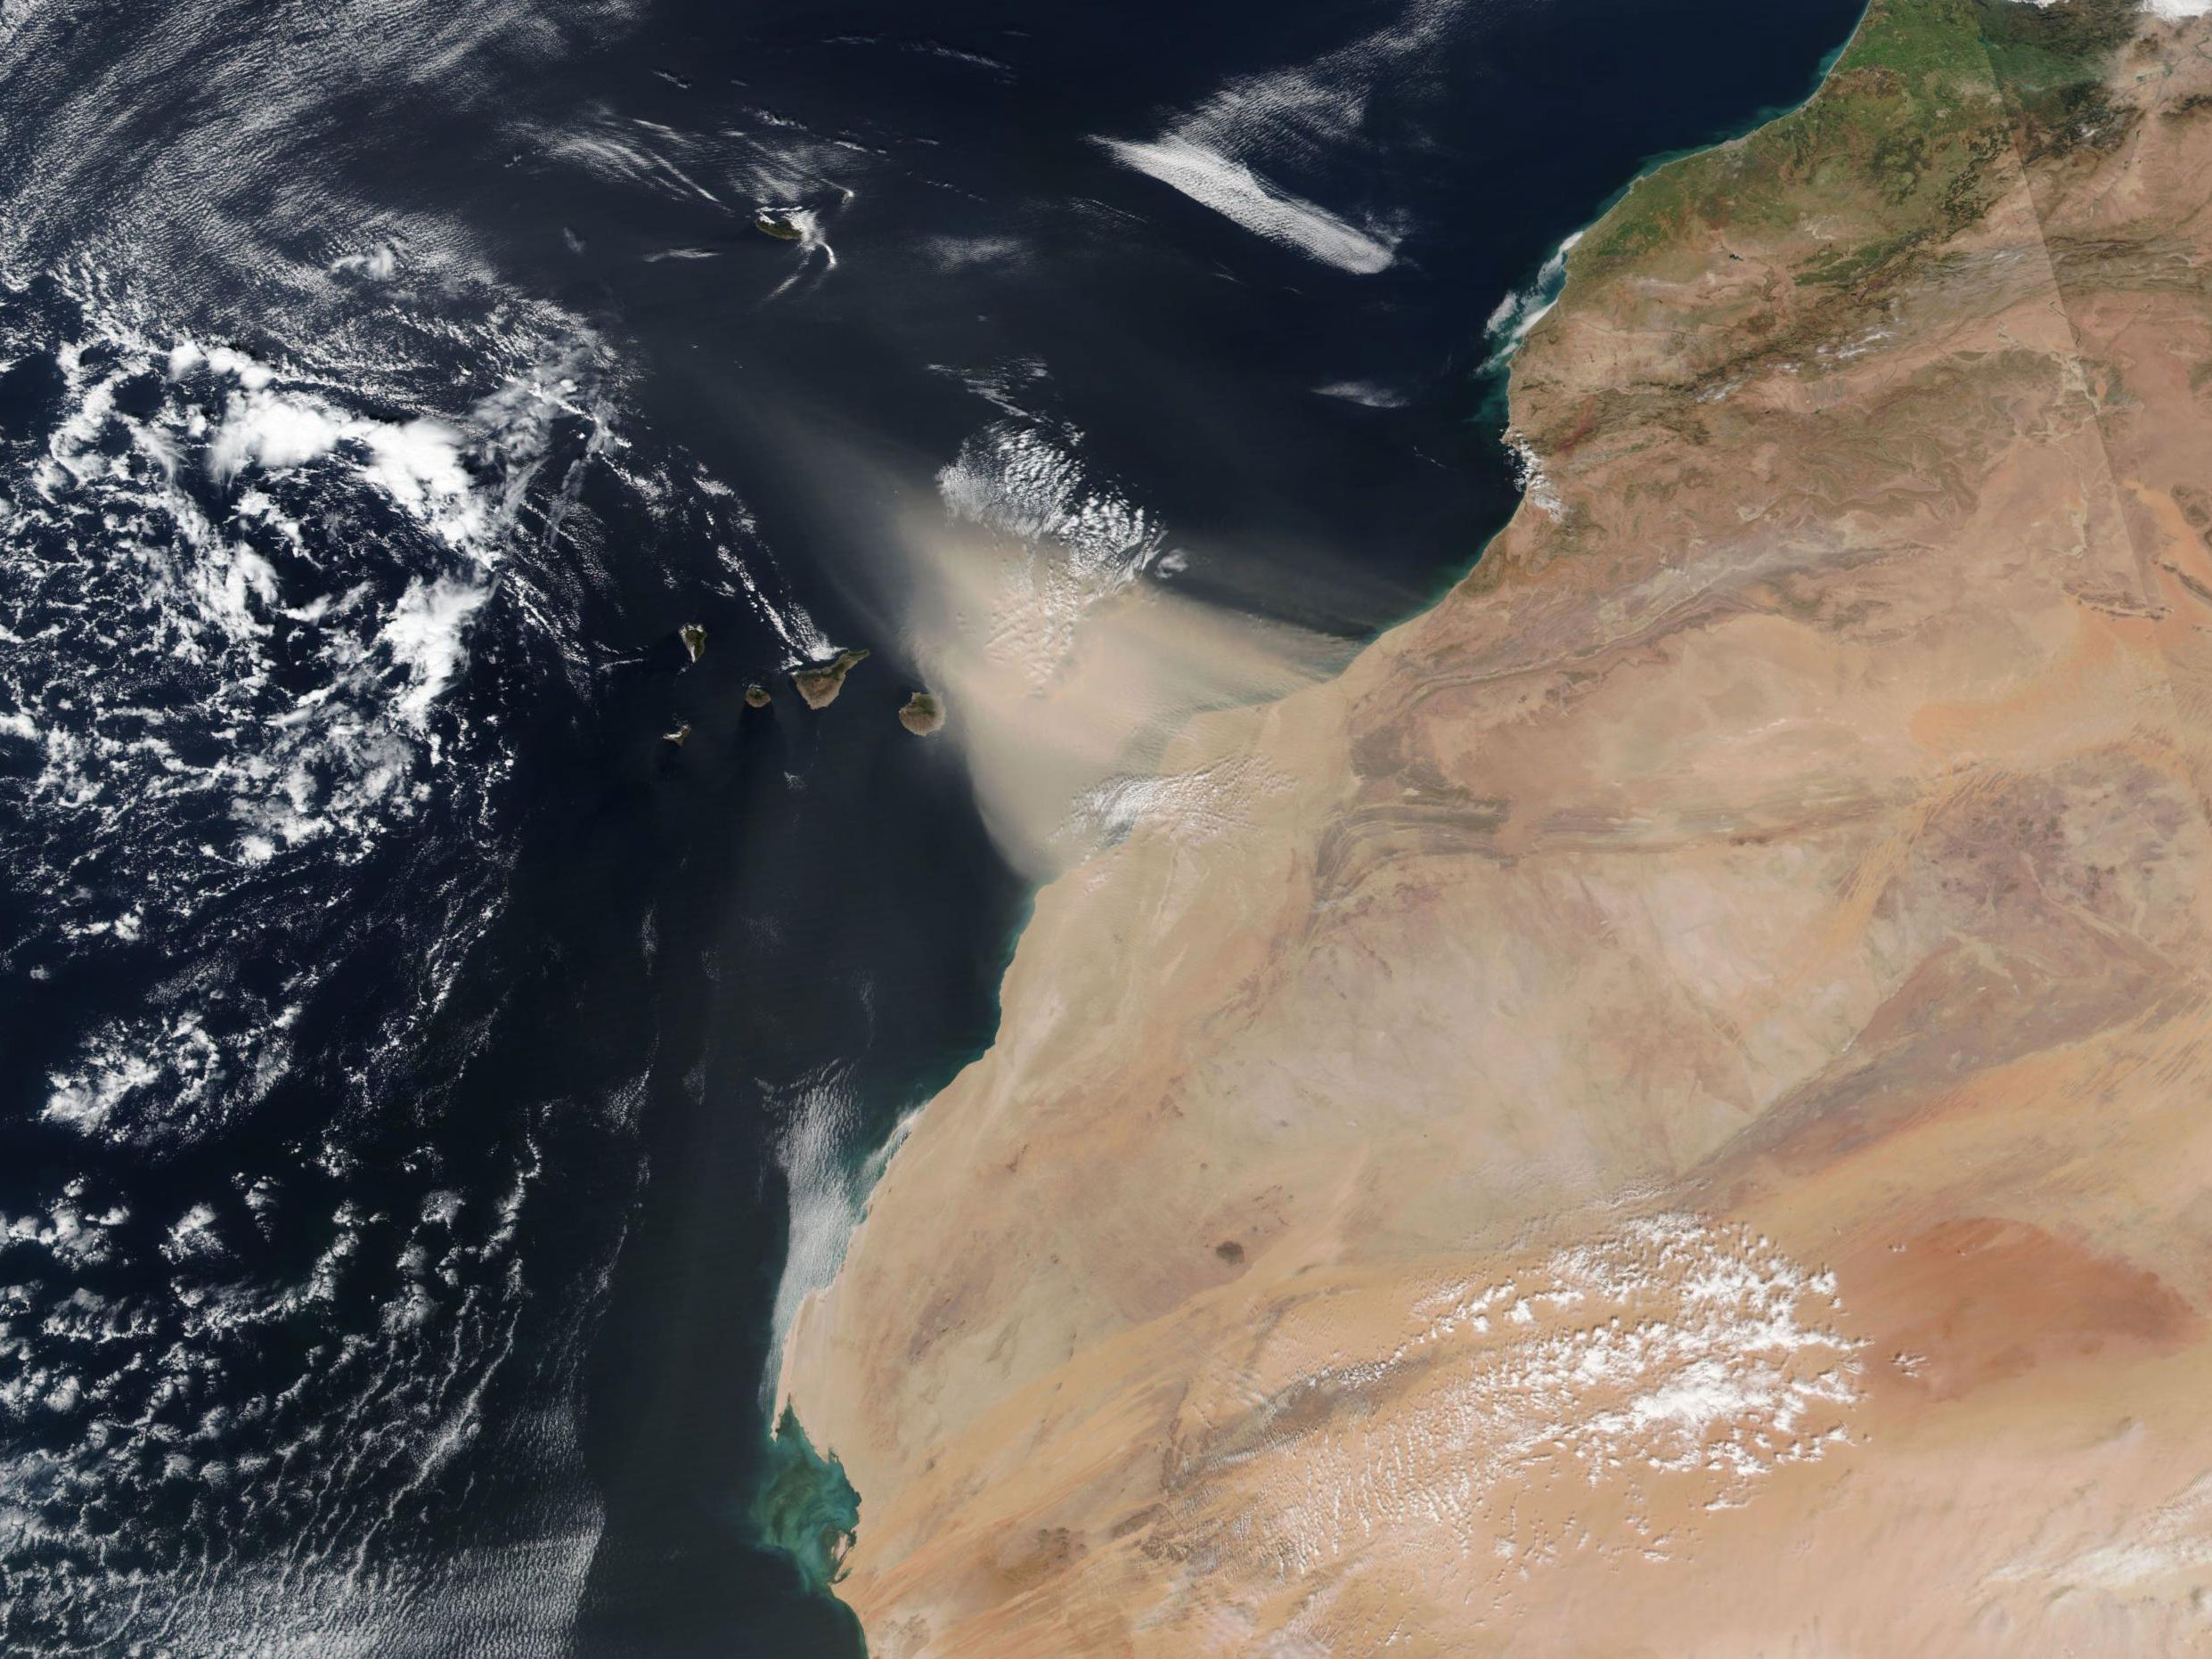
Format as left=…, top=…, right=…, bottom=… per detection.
left=754, top=1407, right=863, bottom=1597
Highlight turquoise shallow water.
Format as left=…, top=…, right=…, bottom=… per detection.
left=755, top=1409, right=864, bottom=1598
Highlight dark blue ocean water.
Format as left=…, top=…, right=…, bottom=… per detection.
left=0, top=0, right=1862, bottom=1652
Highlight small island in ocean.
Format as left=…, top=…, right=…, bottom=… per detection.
left=679, top=622, right=706, bottom=663
left=745, top=682, right=772, bottom=709
left=896, top=692, right=944, bottom=736
left=792, top=648, right=869, bottom=709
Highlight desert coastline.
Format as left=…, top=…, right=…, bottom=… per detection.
left=782, top=1, right=2212, bottom=1651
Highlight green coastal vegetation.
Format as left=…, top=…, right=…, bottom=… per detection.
left=1574, top=0, right=2141, bottom=298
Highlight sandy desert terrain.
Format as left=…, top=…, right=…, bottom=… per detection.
left=783, top=2, right=2212, bottom=1649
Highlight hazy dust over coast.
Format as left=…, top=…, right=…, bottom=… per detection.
left=0, top=0, right=1885, bottom=1647
left=780, top=2, right=2212, bottom=1652
left=890, top=504, right=1341, bottom=873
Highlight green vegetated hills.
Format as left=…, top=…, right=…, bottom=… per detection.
left=1571, top=0, right=2138, bottom=302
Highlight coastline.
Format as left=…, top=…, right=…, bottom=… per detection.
left=784, top=0, right=2212, bottom=1650
left=765, top=0, right=1887, bottom=1441
left=772, top=0, right=1898, bottom=1616
left=767, top=0, right=1883, bottom=1456
left=1479, top=19, right=1862, bottom=391
left=771, top=0, right=1888, bottom=1449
